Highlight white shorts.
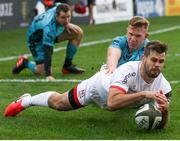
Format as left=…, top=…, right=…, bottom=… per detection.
left=68, top=65, right=111, bottom=109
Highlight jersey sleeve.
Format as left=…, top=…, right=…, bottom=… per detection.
left=160, top=75, right=172, bottom=103
left=110, top=62, right=136, bottom=93
left=109, top=36, right=127, bottom=51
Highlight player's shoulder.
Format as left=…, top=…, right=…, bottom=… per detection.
left=122, top=61, right=140, bottom=68
left=116, top=61, right=140, bottom=74
left=156, top=74, right=172, bottom=100
left=158, top=73, right=171, bottom=88
left=113, top=35, right=127, bottom=42
left=110, top=35, right=127, bottom=48
left=112, top=61, right=139, bottom=86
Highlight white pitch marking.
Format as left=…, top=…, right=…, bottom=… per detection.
left=0, top=79, right=82, bottom=83
left=0, top=79, right=179, bottom=84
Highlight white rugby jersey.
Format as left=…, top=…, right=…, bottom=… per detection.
left=110, top=61, right=172, bottom=104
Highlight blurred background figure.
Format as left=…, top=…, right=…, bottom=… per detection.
left=87, top=0, right=96, bottom=25
left=54, top=0, right=68, bottom=3
left=43, top=0, right=69, bottom=9
left=43, top=0, right=55, bottom=9
left=74, top=1, right=86, bottom=14
left=34, top=0, right=46, bottom=17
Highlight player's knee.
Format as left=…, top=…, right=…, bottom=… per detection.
left=77, top=27, right=83, bottom=38
left=74, top=26, right=83, bottom=40
left=48, top=93, right=70, bottom=111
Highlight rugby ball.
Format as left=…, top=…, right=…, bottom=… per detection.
left=135, top=103, right=162, bottom=130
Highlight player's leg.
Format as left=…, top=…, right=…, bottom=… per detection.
left=88, top=0, right=95, bottom=25
left=29, top=43, right=47, bottom=75
left=4, top=91, right=73, bottom=117
left=4, top=83, right=87, bottom=116
left=12, top=55, right=30, bottom=74
left=3, top=76, right=96, bottom=117
left=56, top=24, right=85, bottom=74
left=12, top=42, right=45, bottom=75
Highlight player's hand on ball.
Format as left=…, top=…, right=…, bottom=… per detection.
left=155, top=90, right=169, bottom=113
left=143, top=91, right=159, bottom=100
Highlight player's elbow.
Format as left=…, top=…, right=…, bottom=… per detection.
left=107, top=99, right=117, bottom=111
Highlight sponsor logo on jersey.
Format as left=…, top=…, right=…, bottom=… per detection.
left=112, top=40, right=119, bottom=46
left=79, top=89, right=85, bottom=98
left=122, top=72, right=136, bottom=84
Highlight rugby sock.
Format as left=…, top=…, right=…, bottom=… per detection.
left=66, top=42, right=77, bottom=59
left=63, top=58, right=72, bottom=67
left=22, top=91, right=54, bottom=108
left=64, top=42, right=77, bottom=66
left=25, top=61, right=36, bottom=73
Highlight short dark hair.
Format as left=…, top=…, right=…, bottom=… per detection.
left=144, top=40, right=168, bottom=57
left=56, top=3, right=71, bottom=14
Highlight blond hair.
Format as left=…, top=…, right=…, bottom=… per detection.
left=128, top=16, right=149, bottom=30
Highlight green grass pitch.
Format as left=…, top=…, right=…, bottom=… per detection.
left=0, top=16, right=180, bottom=139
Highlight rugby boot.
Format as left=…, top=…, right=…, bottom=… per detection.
left=12, top=56, right=28, bottom=74
left=62, top=65, right=85, bottom=74
left=4, top=93, right=31, bottom=117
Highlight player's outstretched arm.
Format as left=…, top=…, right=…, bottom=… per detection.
left=106, top=47, right=121, bottom=74
left=107, top=88, right=157, bottom=111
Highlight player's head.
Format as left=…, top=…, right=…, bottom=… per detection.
left=56, top=3, right=71, bottom=26
left=142, top=40, right=168, bottom=79
left=127, top=16, right=149, bottom=52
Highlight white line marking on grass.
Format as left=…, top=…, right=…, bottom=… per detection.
left=0, top=79, right=179, bottom=84
left=0, top=26, right=180, bottom=62
left=169, top=80, right=180, bottom=84
left=149, top=25, right=180, bottom=35
left=175, top=53, right=180, bottom=56
left=0, top=79, right=82, bottom=83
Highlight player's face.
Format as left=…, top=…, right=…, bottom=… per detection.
left=143, top=51, right=166, bottom=78
left=56, top=11, right=71, bottom=26
left=127, top=26, right=148, bottom=52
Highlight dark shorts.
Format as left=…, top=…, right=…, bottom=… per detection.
left=28, top=29, right=45, bottom=64
left=68, top=85, right=83, bottom=109
left=28, top=42, right=45, bottom=65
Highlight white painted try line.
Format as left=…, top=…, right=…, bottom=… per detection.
left=0, top=25, right=180, bottom=62
left=0, top=79, right=82, bottom=83
left=0, top=79, right=179, bottom=84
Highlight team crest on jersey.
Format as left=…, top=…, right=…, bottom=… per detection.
left=122, top=72, right=136, bottom=84
left=79, top=89, right=86, bottom=98
left=113, top=40, right=120, bottom=46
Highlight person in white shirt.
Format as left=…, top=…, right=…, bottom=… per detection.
left=4, top=40, right=171, bottom=129
left=34, top=0, right=46, bottom=16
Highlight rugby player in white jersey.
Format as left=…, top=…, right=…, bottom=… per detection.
left=4, top=40, right=171, bottom=129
